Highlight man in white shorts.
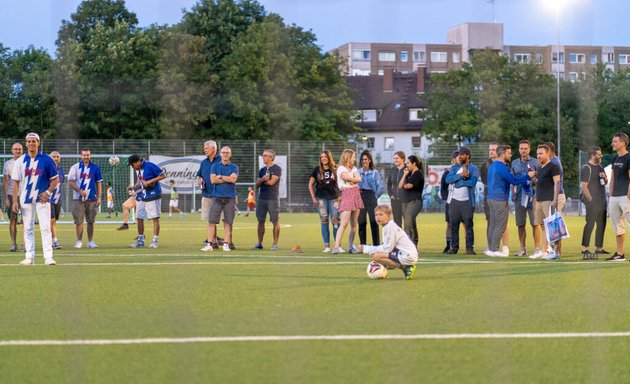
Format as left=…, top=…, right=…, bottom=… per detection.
left=128, top=155, right=166, bottom=249
left=606, top=132, right=630, bottom=261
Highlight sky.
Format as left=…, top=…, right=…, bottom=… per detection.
left=1, top=0, right=628, bottom=55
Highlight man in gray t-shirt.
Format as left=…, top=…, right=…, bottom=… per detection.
left=3, top=142, right=24, bottom=251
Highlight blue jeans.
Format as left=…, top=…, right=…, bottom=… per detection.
left=318, top=198, right=340, bottom=245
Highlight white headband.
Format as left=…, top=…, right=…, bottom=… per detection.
left=25, top=132, right=40, bottom=142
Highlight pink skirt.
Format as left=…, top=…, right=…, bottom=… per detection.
left=339, top=186, right=364, bottom=212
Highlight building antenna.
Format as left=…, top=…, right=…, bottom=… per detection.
left=487, top=0, right=496, bottom=22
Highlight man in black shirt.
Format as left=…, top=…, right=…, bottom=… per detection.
left=580, top=146, right=609, bottom=259
left=530, top=144, right=561, bottom=260
left=607, top=132, right=630, bottom=261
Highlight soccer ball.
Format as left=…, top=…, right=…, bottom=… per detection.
left=366, top=261, right=388, bottom=279
left=109, top=156, right=120, bottom=166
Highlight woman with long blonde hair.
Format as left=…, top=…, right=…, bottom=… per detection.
left=333, top=149, right=363, bottom=254
left=308, top=150, right=340, bottom=252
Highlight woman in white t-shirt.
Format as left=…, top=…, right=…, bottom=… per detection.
left=332, top=149, right=363, bottom=254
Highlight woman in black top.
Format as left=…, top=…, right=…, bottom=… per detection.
left=308, top=150, right=340, bottom=252
left=387, top=151, right=406, bottom=227
left=398, top=155, right=425, bottom=247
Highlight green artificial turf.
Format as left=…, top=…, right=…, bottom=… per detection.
left=1, top=212, right=629, bottom=383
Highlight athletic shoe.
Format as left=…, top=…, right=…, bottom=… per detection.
left=501, top=246, right=509, bottom=257
left=529, top=249, right=545, bottom=259
left=148, top=241, right=159, bottom=249
left=222, top=243, right=231, bottom=252
left=465, top=248, right=476, bottom=255
left=581, top=250, right=596, bottom=260
left=446, top=248, right=459, bottom=254
left=486, top=250, right=506, bottom=257
left=331, top=247, right=342, bottom=254
left=251, top=243, right=263, bottom=250
left=271, top=244, right=278, bottom=251
left=201, top=244, right=214, bottom=252
left=322, top=247, right=331, bottom=253
left=514, top=248, right=527, bottom=257
left=87, top=241, right=98, bottom=249
left=228, top=243, right=236, bottom=250
left=52, top=240, right=62, bottom=250
left=542, top=252, right=560, bottom=260
left=442, top=245, right=450, bottom=254
left=129, top=240, right=144, bottom=248
left=9, top=244, right=18, bottom=252
left=403, top=265, right=417, bottom=280
left=116, top=223, right=129, bottom=230
left=595, top=249, right=610, bottom=255
left=19, top=258, right=34, bottom=265
left=605, top=253, right=625, bottom=262
left=45, top=258, right=56, bottom=266
left=74, top=241, right=83, bottom=249
left=347, top=246, right=360, bottom=254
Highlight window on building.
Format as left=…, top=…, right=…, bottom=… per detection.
left=355, top=110, right=377, bottom=122
left=384, top=137, right=395, bottom=150
left=400, top=51, right=408, bottom=62
left=377, top=69, right=384, bottom=76
left=411, top=136, right=421, bottom=148
left=619, top=54, right=630, bottom=64
left=409, top=108, right=427, bottom=121
left=378, top=52, right=396, bottom=62
left=569, top=53, right=585, bottom=63
left=351, top=50, right=371, bottom=61
left=535, top=53, right=543, bottom=64
left=430, top=52, right=448, bottom=63
left=591, top=53, right=598, bottom=64
left=413, top=51, right=426, bottom=62
left=552, top=52, right=565, bottom=63
left=559, top=71, right=565, bottom=80
left=514, top=53, right=531, bottom=64
left=351, top=69, right=371, bottom=76
left=569, top=72, right=578, bottom=82
left=606, top=53, right=614, bottom=64
left=366, top=137, right=375, bottom=149
left=452, top=52, right=460, bottom=63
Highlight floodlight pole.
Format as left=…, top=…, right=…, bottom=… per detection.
left=556, top=8, right=561, bottom=160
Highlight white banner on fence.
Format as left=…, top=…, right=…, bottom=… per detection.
left=150, top=155, right=205, bottom=194
left=426, top=165, right=450, bottom=186
left=257, top=155, right=287, bottom=199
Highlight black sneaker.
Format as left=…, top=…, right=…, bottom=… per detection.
left=595, top=249, right=610, bottom=255
left=581, top=249, right=596, bottom=260
left=605, top=253, right=625, bottom=262
left=251, top=243, right=263, bottom=250
left=116, top=223, right=129, bottom=230
left=446, top=248, right=459, bottom=254
left=229, top=242, right=236, bottom=250
left=442, top=245, right=450, bottom=254
left=465, top=248, right=476, bottom=255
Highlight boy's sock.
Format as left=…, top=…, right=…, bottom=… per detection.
left=153, top=236, right=159, bottom=243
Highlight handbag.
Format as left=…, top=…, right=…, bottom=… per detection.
left=544, top=207, right=570, bottom=244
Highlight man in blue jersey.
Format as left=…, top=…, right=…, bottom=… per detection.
left=201, top=146, right=239, bottom=252
left=196, top=140, right=221, bottom=248
left=128, top=154, right=166, bottom=249
left=485, top=145, right=534, bottom=257
left=49, top=151, right=64, bottom=249
left=69, top=149, right=103, bottom=249
left=11, top=133, right=59, bottom=266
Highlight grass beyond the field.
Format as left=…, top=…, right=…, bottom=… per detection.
left=1, top=212, right=629, bottom=383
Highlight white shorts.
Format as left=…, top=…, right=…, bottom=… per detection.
left=107, top=201, right=114, bottom=209
left=137, top=199, right=161, bottom=220
left=388, top=247, right=418, bottom=266
left=609, top=196, right=630, bottom=236
left=169, top=199, right=178, bottom=208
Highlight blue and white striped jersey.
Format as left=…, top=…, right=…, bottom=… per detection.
left=10, top=152, right=59, bottom=204
left=68, top=162, right=103, bottom=201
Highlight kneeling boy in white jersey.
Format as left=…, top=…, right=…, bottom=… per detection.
left=358, top=205, right=418, bottom=280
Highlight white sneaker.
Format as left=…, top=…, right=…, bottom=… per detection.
left=338, top=247, right=346, bottom=253
left=45, top=258, right=56, bottom=266
left=19, top=258, right=34, bottom=265
left=87, top=241, right=98, bottom=249
left=148, top=241, right=159, bottom=249
left=201, top=244, right=214, bottom=252
left=486, top=250, right=505, bottom=257
left=542, top=252, right=560, bottom=260
left=222, top=243, right=231, bottom=252
left=501, top=246, right=509, bottom=257
left=74, top=241, right=83, bottom=249
left=322, top=247, right=331, bottom=253
left=331, top=247, right=341, bottom=254
left=529, top=249, right=545, bottom=259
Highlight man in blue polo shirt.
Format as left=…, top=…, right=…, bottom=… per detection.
left=68, top=148, right=103, bottom=249
left=485, top=145, right=533, bottom=257
left=201, top=146, right=239, bottom=252
left=196, top=140, right=221, bottom=248
left=11, top=132, right=59, bottom=266
left=128, top=154, right=166, bottom=249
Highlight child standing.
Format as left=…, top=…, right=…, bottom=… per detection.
left=358, top=205, right=418, bottom=280
left=245, top=187, right=256, bottom=217
left=168, top=179, right=184, bottom=218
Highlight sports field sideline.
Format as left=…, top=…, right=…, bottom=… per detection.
left=1, top=212, right=629, bottom=383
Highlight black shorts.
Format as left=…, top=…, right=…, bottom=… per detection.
left=51, top=203, right=62, bottom=221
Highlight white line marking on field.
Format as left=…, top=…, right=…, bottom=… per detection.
left=3, top=332, right=630, bottom=346
left=0, top=261, right=367, bottom=267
